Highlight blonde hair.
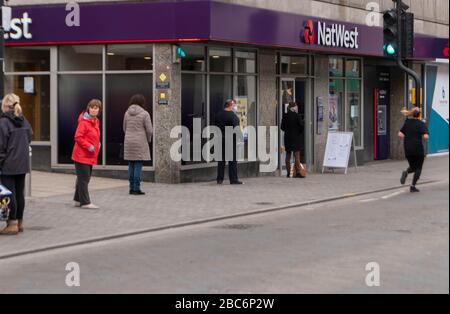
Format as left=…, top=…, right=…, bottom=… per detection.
left=1, top=93, right=23, bottom=117
left=401, top=106, right=421, bottom=118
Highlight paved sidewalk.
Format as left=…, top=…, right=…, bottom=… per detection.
left=0, top=155, right=448, bottom=259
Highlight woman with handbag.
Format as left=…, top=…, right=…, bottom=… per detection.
left=0, top=93, right=33, bottom=235
left=123, top=94, right=153, bottom=195
left=72, top=99, right=102, bottom=209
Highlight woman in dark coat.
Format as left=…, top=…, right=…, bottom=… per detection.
left=281, top=102, right=304, bottom=178
left=398, top=107, right=429, bottom=192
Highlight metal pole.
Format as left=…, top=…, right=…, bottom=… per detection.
left=25, top=146, right=32, bottom=197
left=396, top=0, right=421, bottom=107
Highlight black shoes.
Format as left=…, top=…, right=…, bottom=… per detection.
left=230, top=181, right=244, bottom=185
left=217, top=180, right=223, bottom=185
left=400, top=171, right=408, bottom=185
left=130, top=190, right=146, bottom=195
left=410, top=186, right=420, bottom=193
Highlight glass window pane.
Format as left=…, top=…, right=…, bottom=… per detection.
left=209, top=48, right=232, bottom=72
left=181, top=45, right=206, bottom=71
left=345, top=59, right=360, bottom=77
left=347, top=79, right=361, bottom=146
left=235, top=76, right=257, bottom=160
left=106, top=44, right=153, bottom=71
left=235, top=51, right=256, bottom=73
left=58, top=75, right=102, bottom=164
left=209, top=75, right=232, bottom=127
left=4, top=75, right=50, bottom=141
left=181, top=74, right=207, bottom=164
left=329, top=57, right=344, bottom=77
left=281, top=56, right=307, bottom=75
left=5, top=47, right=50, bottom=72
left=59, top=45, right=102, bottom=71
left=329, top=79, right=344, bottom=131
left=105, top=74, right=153, bottom=165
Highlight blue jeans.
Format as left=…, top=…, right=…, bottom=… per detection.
left=128, top=161, right=143, bottom=192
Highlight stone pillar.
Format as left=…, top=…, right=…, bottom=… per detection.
left=153, top=44, right=181, bottom=183
left=389, top=69, right=407, bottom=160
left=313, top=55, right=329, bottom=172
left=258, top=49, right=278, bottom=176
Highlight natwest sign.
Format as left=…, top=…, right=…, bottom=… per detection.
left=3, top=12, right=33, bottom=40
left=304, top=20, right=359, bottom=50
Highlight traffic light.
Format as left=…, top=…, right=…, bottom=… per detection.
left=383, top=9, right=399, bottom=57
left=172, top=45, right=186, bottom=63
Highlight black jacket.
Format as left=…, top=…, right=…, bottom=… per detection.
left=400, top=118, right=428, bottom=157
left=281, top=111, right=304, bottom=152
left=215, top=110, right=241, bottom=160
left=0, top=112, right=33, bottom=175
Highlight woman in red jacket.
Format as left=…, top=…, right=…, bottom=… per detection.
left=72, top=99, right=102, bottom=209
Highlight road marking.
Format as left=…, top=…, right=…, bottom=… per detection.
left=360, top=198, right=377, bottom=203
left=381, top=190, right=406, bottom=199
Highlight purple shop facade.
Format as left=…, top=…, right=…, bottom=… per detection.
left=5, top=0, right=448, bottom=60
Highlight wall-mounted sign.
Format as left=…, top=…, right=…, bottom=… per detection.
left=303, top=19, right=359, bottom=50
left=156, top=72, right=170, bottom=89
left=24, top=76, right=34, bottom=94
left=3, top=12, right=32, bottom=40
left=316, top=96, right=324, bottom=135
left=158, top=90, right=168, bottom=105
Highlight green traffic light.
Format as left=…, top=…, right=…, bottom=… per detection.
left=177, top=47, right=186, bottom=58
left=384, top=43, right=396, bottom=56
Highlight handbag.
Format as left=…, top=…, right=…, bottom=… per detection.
left=296, top=163, right=307, bottom=178
left=0, top=185, right=12, bottom=222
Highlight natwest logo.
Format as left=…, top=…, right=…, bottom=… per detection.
left=4, top=12, right=33, bottom=40
left=303, top=20, right=315, bottom=44
left=317, top=21, right=359, bottom=49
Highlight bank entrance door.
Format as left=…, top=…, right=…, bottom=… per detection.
left=279, top=78, right=312, bottom=175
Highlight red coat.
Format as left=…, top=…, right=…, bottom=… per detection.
left=71, top=112, right=101, bottom=165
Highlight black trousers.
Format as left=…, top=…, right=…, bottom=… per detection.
left=217, top=161, right=238, bottom=183
left=74, top=162, right=93, bottom=206
left=0, top=174, right=26, bottom=220
left=406, top=155, right=425, bottom=186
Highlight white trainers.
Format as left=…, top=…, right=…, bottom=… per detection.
left=81, top=203, right=99, bottom=209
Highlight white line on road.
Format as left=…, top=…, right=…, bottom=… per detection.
left=359, top=198, right=377, bottom=203
left=381, top=190, right=406, bottom=200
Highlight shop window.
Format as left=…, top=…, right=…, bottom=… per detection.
left=4, top=75, right=50, bottom=141
left=106, top=44, right=153, bottom=71
left=345, top=59, right=361, bottom=78
left=181, top=74, right=207, bottom=164
left=59, top=45, right=103, bottom=71
left=235, top=51, right=256, bottom=73
left=5, top=47, right=50, bottom=72
left=209, top=75, right=233, bottom=126
left=347, top=79, right=361, bottom=147
left=281, top=56, right=307, bottom=75
left=329, top=57, right=344, bottom=77
left=57, top=75, right=102, bottom=164
left=329, top=79, right=344, bottom=131
left=105, top=74, right=153, bottom=166
left=209, top=48, right=232, bottom=73
left=181, top=45, right=206, bottom=72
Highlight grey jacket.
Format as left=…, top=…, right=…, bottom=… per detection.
left=0, top=112, right=33, bottom=175
left=123, top=105, right=153, bottom=161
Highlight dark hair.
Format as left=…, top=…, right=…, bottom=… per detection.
left=129, top=94, right=146, bottom=108
left=224, top=99, right=235, bottom=108
left=412, top=109, right=421, bottom=118
left=288, top=102, right=297, bottom=109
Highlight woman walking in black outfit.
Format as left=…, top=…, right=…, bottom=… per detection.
left=398, top=107, right=429, bottom=193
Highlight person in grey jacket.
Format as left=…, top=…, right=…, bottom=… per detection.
left=0, top=93, right=33, bottom=235
left=123, top=94, right=153, bottom=195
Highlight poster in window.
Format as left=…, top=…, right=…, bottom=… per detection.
left=236, top=97, right=248, bottom=139
left=24, top=77, right=35, bottom=94
left=329, top=95, right=339, bottom=130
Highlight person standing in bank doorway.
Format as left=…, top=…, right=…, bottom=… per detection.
left=281, top=102, right=305, bottom=178
left=398, top=107, right=429, bottom=193
left=215, top=99, right=244, bottom=185
left=123, top=94, right=153, bottom=195
left=72, top=99, right=102, bottom=209
left=0, top=94, right=33, bottom=235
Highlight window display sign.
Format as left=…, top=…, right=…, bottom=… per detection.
left=236, top=97, right=248, bottom=138
left=24, top=76, right=34, bottom=94
left=316, top=96, right=324, bottom=135
left=322, top=131, right=357, bottom=174
left=328, top=95, right=339, bottom=130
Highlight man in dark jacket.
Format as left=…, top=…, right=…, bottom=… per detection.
left=0, top=94, right=33, bottom=235
left=215, top=99, right=243, bottom=185
left=281, top=102, right=304, bottom=178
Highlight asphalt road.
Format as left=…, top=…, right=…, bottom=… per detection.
left=0, top=181, right=448, bottom=294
